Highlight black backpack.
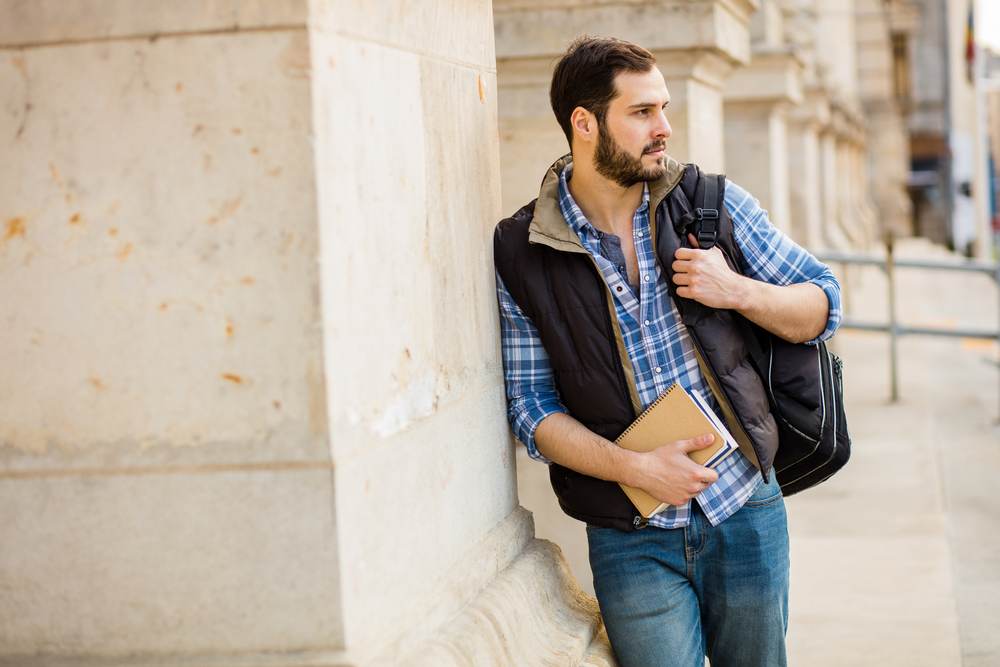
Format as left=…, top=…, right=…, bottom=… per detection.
left=683, top=171, right=851, bottom=496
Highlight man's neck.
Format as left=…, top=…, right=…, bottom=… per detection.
left=566, top=157, right=644, bottom=239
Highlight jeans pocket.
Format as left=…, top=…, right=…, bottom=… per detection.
left=744, top=476, right=784, bottom=508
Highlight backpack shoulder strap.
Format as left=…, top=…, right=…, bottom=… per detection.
left=679, top=168, right=726, bottom=250
left=682, top=169, right=768, bottom=370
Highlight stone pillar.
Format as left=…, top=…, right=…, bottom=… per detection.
left=788, top=93, right=832, bottom=248
left=0, top=4, right=344, bottom=661
left=835, top=118, right=862, bottom=247
left=723, top=48, right=804, bottom=234
left=830, top=108, right=877, bottom=250
left=819, top=124, right=851, bottom=248
left=855, top=0, right=915, bottom=240
left=0, top=1, right=611, bottom=665
left=864, top=102, right=914, bottom=238
left=493, top=0, right=759, bottom=217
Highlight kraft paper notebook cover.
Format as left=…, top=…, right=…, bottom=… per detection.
left=615, top=382, right=739, bottom=518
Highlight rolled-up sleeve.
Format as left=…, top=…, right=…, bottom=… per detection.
left=725, top=180, right=842, bottom=343
left=496, top=270, right=568, bottom=463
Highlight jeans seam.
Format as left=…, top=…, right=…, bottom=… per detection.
left=690, top=530, right=709, bottom=558
left=686, top=516, right=709, bottom=560
left=744, top=494, right=783, bottom=509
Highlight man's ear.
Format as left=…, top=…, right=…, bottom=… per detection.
left=570, top=107, right=597, bottom=145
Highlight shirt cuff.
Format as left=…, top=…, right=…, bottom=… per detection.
left=510, top=399, right=567, bottom=465
left=807, top=280, right=843, bottom=345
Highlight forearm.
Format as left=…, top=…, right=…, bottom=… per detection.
left=534, top=412, right=718, bottom=506
left=672, top=235, right=833, bottom=343
left=732, top=278, right=830, bottom=344
left=534, top=412, right=642, bottom=485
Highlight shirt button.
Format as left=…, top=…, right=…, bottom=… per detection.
left=644, top=319, right=650, bottom=326
left=616, top=286, right=623, bottom=292
left=637, top=232, right=644, bottom=238
left=644, top=275, right=651, bottom=282
left=655, top=367, right=663, bottom=373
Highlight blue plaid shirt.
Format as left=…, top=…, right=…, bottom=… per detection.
left=496, top=163, right=842, bottom=528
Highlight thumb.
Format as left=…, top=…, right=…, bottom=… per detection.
left=687, top=232, right=701, bottom=249
left=680, top=433, right=715, bottom=451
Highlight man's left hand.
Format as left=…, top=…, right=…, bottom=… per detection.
left=671, top=233, right=746, bottom=309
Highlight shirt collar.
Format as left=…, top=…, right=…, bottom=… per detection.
left=557, top=162, right=651, bottom=243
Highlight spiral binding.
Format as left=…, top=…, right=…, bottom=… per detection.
left=614, top=383, right=681, bottom=444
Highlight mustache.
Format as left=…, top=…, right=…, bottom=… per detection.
left=643, top=140, right=666, bottom=153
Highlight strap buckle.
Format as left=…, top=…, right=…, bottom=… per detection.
left=692, top=208, right=719, bottom=247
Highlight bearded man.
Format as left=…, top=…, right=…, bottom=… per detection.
left=493, top=36, right=841, bottom=667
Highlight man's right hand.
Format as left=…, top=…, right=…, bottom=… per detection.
left=534, top=413, right=720, bottom=507
left=632, top=434, right=720, bottom=506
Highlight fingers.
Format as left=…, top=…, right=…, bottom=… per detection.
left=671, top=249, right=708, bottom=279
left=675, top=465, right=719, bottom=501
left=674, top=233, right=702, bottom=257
left=637, top=436, right=721, bottom=504
left=673, top=247, right=700, bottom=263
left=680, top=433, right=714, bottom=451
left=679, top=436, right=720, bottom=486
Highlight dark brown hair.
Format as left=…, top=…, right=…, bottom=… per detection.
left=549, top=36, right=657, bottom=148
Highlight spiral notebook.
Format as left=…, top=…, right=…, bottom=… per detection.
left=615, top=382, right=739, bottom=518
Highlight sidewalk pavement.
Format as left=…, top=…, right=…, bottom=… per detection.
left=516, top=237, right=1000, bottom=666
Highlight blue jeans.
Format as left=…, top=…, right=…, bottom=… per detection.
left=586, top=477, right=789, bottom=667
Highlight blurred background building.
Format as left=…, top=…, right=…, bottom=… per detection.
left=0, top=1, right=997, bottom=666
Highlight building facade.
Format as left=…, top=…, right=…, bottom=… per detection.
left=1, top=0, right=994, bottom=666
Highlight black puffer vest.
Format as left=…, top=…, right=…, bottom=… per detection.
left=494, top=155, right=779, bottom=531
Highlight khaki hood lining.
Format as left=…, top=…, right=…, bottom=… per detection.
left=527, top=154, right=687, bottom=252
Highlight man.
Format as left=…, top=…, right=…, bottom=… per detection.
left=494, top=37, right=841, bottom=667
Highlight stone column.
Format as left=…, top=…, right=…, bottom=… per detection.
left=834, top=115, right=865, bottom=247
left=819, top=123, right=851, bottom=248
left=0, top=1, right=611, bottom=665
left=1, top=4, right=344, bottom=661
left=833, top=104, right=878, bottom=249
left=864, top=102, right=914, bottom=238
left=723, top=48, right=804, bottom=234
left=788, top=92, right=832, bottom=248
left=493, top=0, right=759, bottom=217
left=855, top=0, right=915, bottom=240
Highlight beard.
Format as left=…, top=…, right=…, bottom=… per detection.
left=593, top=127, right=667, bottom=188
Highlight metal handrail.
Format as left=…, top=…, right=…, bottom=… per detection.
left=813, top=239, right=1000, bottom=409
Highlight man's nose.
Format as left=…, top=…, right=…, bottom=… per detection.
left=654, top=111, right=671, bottom=139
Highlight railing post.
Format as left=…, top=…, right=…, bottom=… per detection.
left=887, top=234, right=898, bottom=402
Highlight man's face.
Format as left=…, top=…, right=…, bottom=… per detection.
left=592, top=68, right=672, bottom=188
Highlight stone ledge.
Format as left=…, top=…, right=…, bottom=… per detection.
left=397, top=538, right=616, bottom=667
left=494, top=1, right=753, bottom=65
left=724, top=49, right=804, bottom=104
left=0, top=509, right=614, bottom=667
